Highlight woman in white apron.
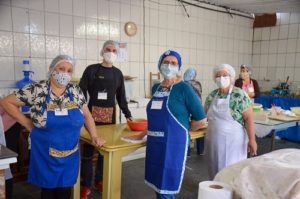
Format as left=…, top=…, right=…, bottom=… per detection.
left=234, top=64, right=260, bottom=103
left=205, top=64, right=257, bottom=180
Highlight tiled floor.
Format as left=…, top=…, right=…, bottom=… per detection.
left=13, top=137, right=300, bottom=199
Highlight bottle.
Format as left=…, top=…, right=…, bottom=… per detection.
left=16, top=60, right=36, bottom=113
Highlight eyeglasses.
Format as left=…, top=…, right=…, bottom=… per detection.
left=162, top=60, right=178, bottom=66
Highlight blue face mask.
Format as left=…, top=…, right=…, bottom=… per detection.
left=160, top=64, right=179, bottom=79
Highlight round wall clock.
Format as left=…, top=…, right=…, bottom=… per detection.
left=124, top=21, right=137, bottom=37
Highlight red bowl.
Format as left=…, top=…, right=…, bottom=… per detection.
left=127, top=119, right=148, bottom=131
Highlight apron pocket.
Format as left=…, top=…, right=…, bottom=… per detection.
left=49, top=144, right=79, bottom=158
left=92, top=106, right=113, bottom=123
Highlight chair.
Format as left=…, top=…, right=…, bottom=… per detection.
left=149, top=72, right=161, bottom=95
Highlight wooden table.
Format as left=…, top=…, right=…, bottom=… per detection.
left=75, top=124, right=146, bottom=199
left=73, top=124, right=207, bottom=199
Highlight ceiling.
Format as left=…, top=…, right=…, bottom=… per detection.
left=200, top=0, right=300, bottom=14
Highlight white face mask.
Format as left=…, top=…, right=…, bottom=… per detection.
left=103, top=52, right=117, bottom=64
left=160, top=64, right=179, bottom=79
left=215, top=76, right=231, bottom=88
left=52, top=71, right=72, bottom=86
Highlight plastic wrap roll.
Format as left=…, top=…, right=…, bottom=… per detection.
left=198, top=181, right=233, bottom=199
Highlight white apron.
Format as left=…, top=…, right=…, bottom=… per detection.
left=206, top=87, right=247, bottom=180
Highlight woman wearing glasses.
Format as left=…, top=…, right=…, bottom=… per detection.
left=145, top=50, right=207, bottom=199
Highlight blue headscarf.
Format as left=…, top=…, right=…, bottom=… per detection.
left=183, top=68, right=197, bottom=81
left=158, top=50, right=182, bottom=70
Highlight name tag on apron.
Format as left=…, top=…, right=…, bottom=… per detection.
left=151, top=101, right=163, bottom=110
left=98, top=92, right=107, bottom=100
left=248, top=87, right=254, bottom=93
left=54, top=108, right=68, bottom=116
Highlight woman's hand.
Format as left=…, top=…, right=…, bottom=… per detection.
left=243, top=106, right=257, bottom=156
left=24, top=119, right=34, bottom=132
left=190, top=118, right=207, bottom=131
left=247, top=92, right=255, bottom=98
left=91, top=136, right=106, bottom=147
left=0, top=93, right=33, bottom=131
left=82, top=106, right=106, bottom=147
left=126, top=117, right=133, bottom=121
left=248, top=139, right=257, bottom=156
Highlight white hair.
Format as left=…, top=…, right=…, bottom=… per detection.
left=213, top=64, right=236, bottom=83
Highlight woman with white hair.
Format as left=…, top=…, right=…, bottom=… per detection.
left=235, top=64, right=260, bottom=102
left=204, top=64, right=257, bottom=180
left=0, top=55, right=105, bottom=199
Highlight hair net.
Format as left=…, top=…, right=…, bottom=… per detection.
left=48, top=55, right=75, bottom=78
left=158, top=50, right=182, bottom=70
left=100, top=40, right=119, bottom=56
left=240, top=64, right=252, bottom=74
left=183, top=67, right=197, bottom=81
left=213, top=64, right=236, bottom=82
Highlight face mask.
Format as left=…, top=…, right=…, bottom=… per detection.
left=160, top=64, right=179, bottom=79
left=103, top=52, right=117, bottom=64
left=240, top=72, right=249, bottom=80
left=215, top=76, right=231, bottom=88
left=52, top=71, right=72, bottom=86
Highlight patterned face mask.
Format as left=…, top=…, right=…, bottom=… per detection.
left=52, top=71, right=72, bottom=86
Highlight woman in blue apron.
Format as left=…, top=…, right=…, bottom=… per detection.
left=0, top=55, right=105, bottom=199
left=204, top=64, right=257, bottom=180
left=145, top=50, right=207, bottom=199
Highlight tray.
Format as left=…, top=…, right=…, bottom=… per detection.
left=268, top=115, right=300, bottom=122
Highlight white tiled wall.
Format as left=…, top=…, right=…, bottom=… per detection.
left=0, top=0, right=253, bottom=100
left=252, top=13, right=300, bottom=93
left=144, top=1, right=253, bottom=99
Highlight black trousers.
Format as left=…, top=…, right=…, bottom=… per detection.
left=41, top=187, right=72, bottom=199
left=80, top=143, right=103, bottom=187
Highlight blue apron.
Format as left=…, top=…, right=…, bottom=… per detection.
left=28, top=85, right=84, bottom=188
left=145, top=86, right=188, bottom=194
